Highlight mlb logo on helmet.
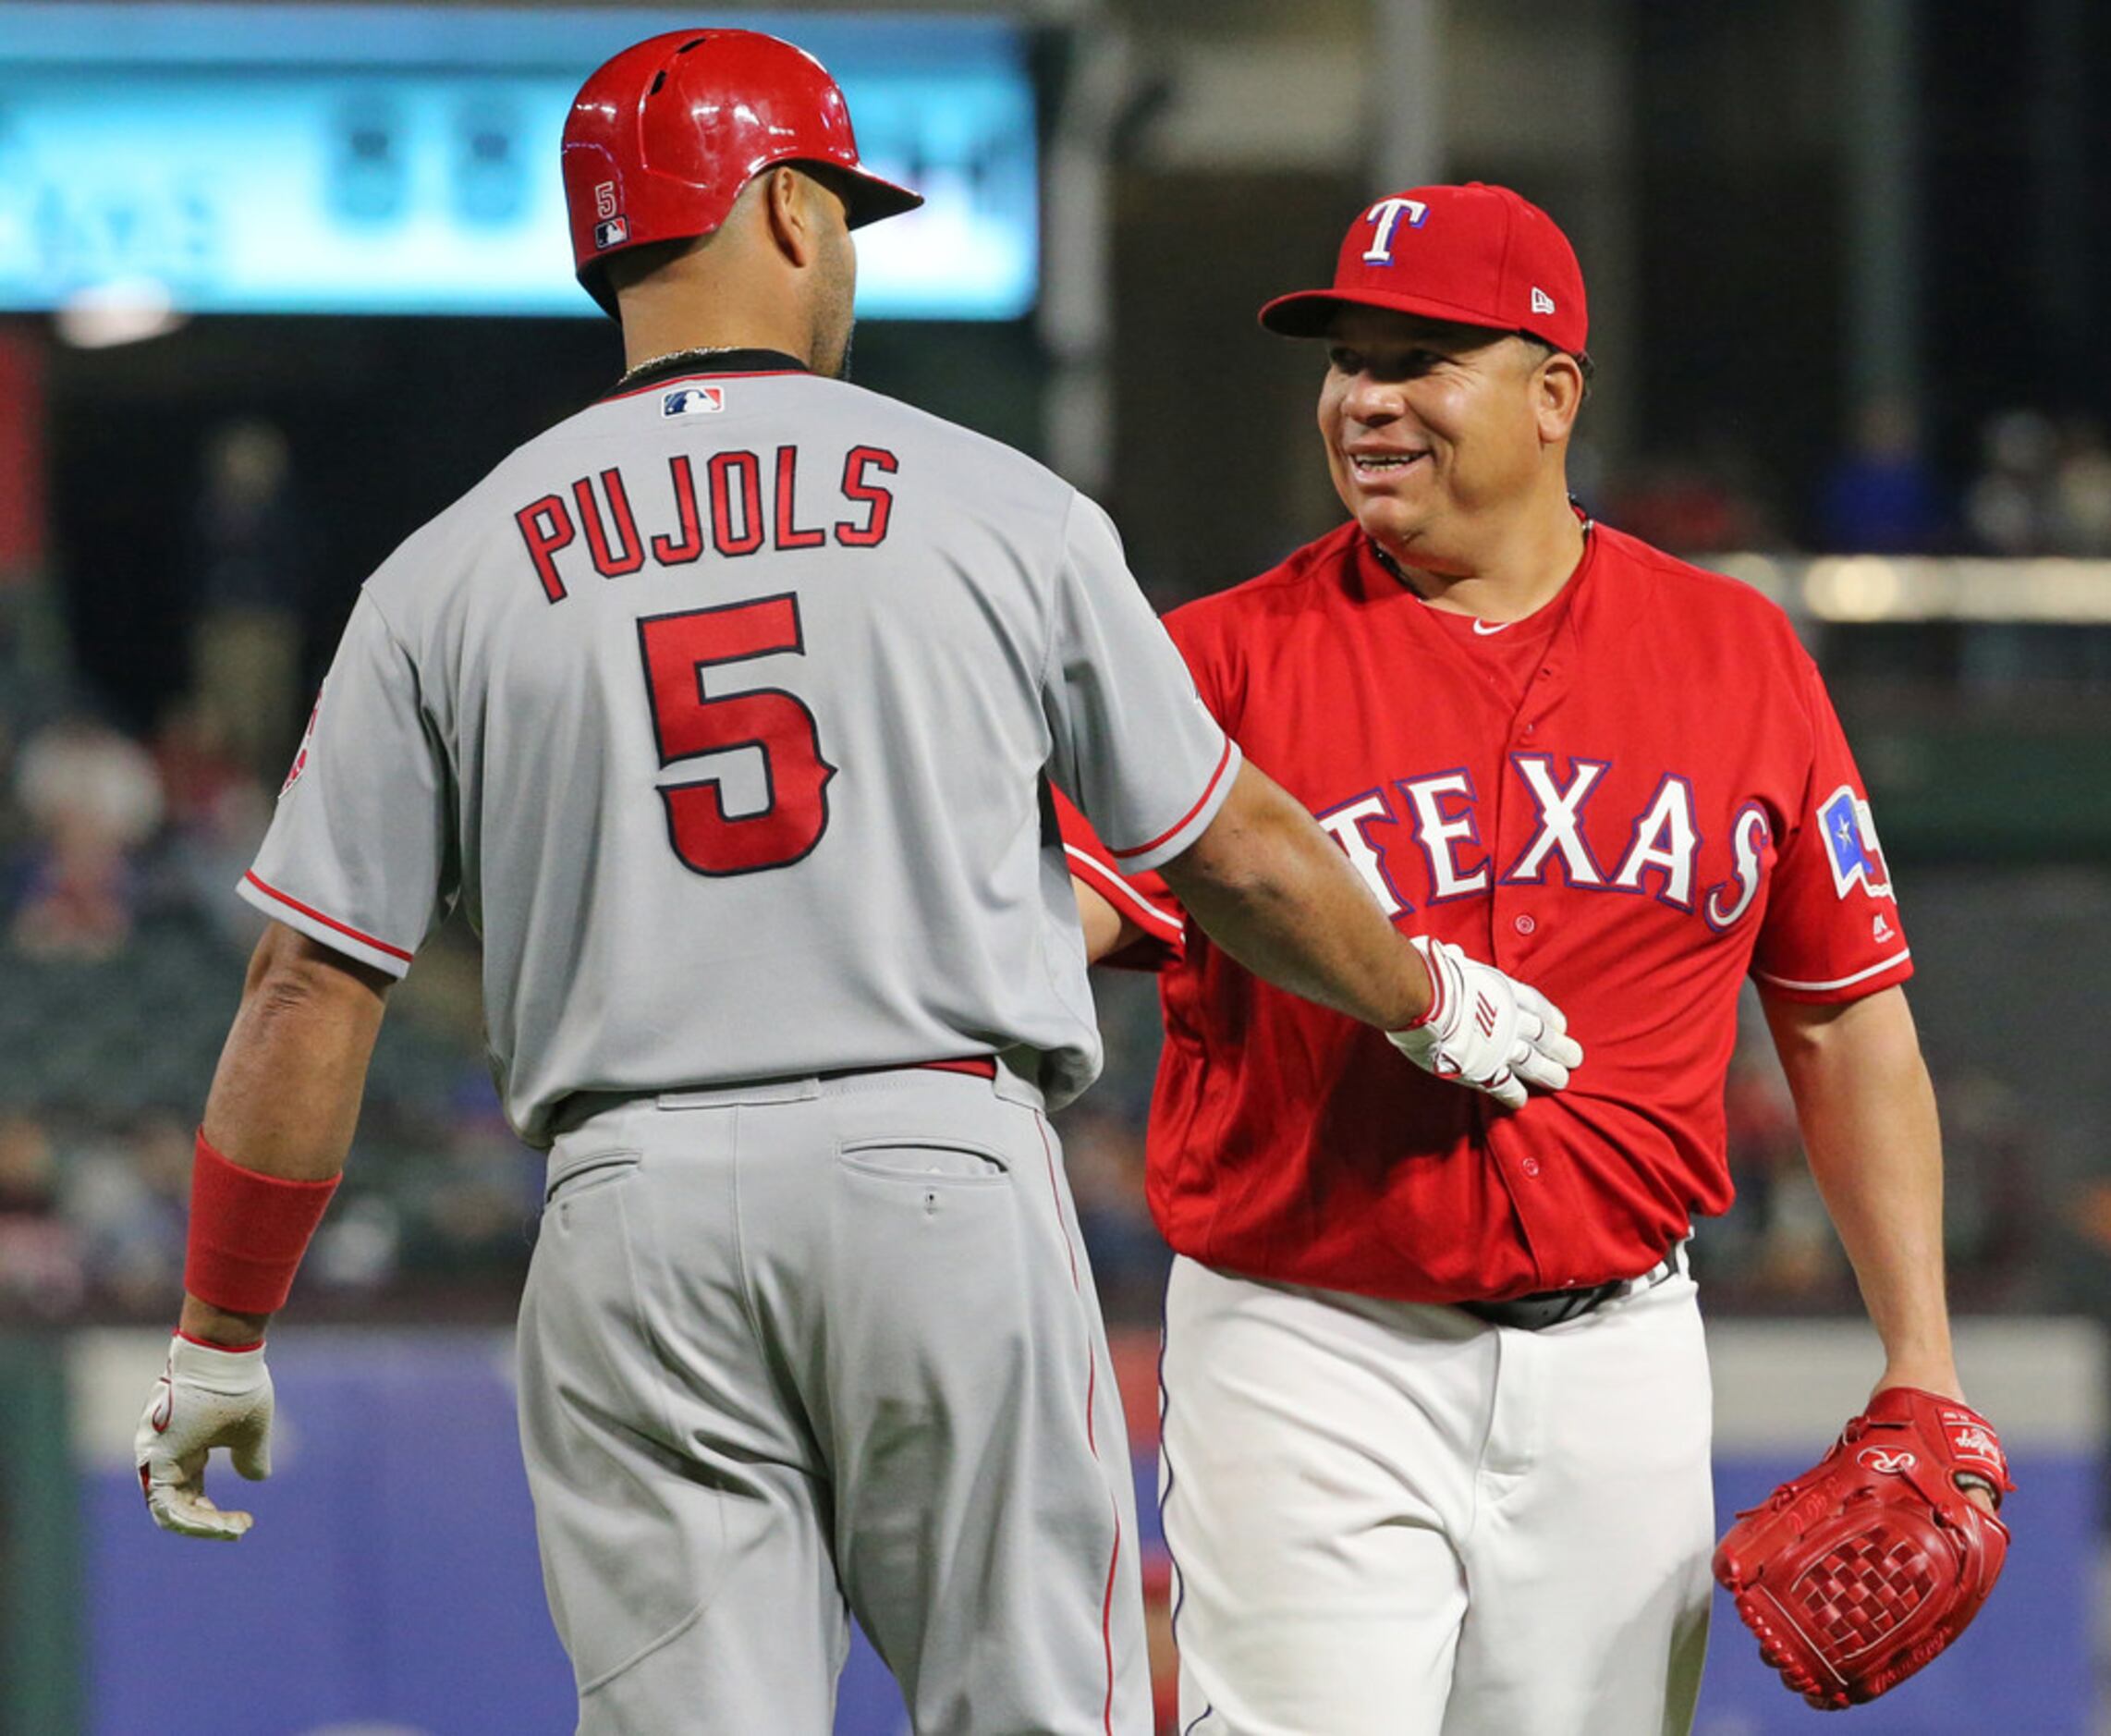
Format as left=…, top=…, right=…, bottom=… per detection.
left=663, top=386, right=726, bottom=418
left=594, top=216, right=628, bottom=251
left=1818, top=784, right=1893, bottom=899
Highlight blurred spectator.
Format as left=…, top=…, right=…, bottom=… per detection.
left=1694, top=1009, right=1855, bottom=1308
left=189, top=418, right=310, bottom=783
left=1605, top=445, right=1775, bottom=555
left=0, top=1111, right=86, bottom=1316
left=307, top=1192, right=404, bottom=1296
left=1964, top=409, right=2059, bottom=555
left=153, top=697, right=272, bottom=946
left=1817, top=395, right=1943, bottom=552
left=62, top=1110, right=192, bottom=1313
left=398, top=1070, right=543, bottom=1281
left=1935, top=1066, right=2038, bottom=1309
left=7, top=715, right=164, bottom=960
left=2050, top=417, right=2111, bottom=556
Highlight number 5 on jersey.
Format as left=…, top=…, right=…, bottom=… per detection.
left=636, top=594, right=836, bottom=875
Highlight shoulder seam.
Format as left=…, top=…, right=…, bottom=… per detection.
left=353, top=584, right=417, bottom=666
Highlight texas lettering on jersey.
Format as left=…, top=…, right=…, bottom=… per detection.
left=1312, top=757, right=1885, bottom=936
left=514, top=442, right=897, bottom=603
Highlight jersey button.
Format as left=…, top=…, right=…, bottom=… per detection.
left=1521, top=1156, right=1543, bottom=1178
left=1513, top=913, right=1537, bottom=935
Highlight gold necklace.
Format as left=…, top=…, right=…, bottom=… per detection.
left=613, top=345, right=747, bottom=390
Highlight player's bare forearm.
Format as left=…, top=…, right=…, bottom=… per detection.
left=1072, top=877, right=1136, bottom=965
left=180, top=921, right=392, bottom=1345
left=1161, top=761, right=1431, bottom=1030
left=1763, top=985, right=1960, bottom=1399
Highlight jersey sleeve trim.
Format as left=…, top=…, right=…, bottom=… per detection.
left=238, top=871, right=416, bottom=977
left=1106, top=735, right=1238, bottom=865
left=1752, top=947, right=1911, bottom=994
left=1065, top=843, right=1185, bottom=948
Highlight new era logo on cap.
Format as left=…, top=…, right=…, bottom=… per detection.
left=1531, top=287, right=1556, bottom=315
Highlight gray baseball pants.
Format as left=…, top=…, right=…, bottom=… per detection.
left=516, top=1062, right=1150, bottom=1734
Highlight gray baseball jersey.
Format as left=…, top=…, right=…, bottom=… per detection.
left=238, top=355, right=1237, bottom=1143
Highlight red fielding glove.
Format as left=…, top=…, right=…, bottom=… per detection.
left=1713, top=1387, right=2013, bottom=1710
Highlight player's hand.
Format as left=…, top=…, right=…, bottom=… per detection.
left=134, top=1333, right=275, bottom=1540
left=1387, top=937, right=1582, bottom=1111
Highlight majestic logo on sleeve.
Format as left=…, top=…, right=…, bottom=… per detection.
left=1818, top=784, right=1894, bottom=900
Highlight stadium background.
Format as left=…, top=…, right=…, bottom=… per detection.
left=0, top=0, right=2106, bottom=1730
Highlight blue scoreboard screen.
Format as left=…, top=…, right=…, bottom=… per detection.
left=0, top=5, right=1038, bottom=319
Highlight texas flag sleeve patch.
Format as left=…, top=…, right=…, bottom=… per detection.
left=1817, top=784, right=1893, bottom=900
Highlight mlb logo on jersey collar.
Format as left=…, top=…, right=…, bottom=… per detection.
left=663, top=385, right=726, bottom=418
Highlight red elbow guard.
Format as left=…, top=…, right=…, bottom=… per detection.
left=184, top=1131, right=341, bottom=1314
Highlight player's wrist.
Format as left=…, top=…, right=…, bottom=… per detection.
left=184, top=1130, right=341, bottom=1317
left=167, top=1330, right=270, bottom=1380
left=177, top=1298, right=272, bottom=1351
left=1870, top=1358, right=1965, bottom=1406
left=1397, top=935, right=1450, bottom=1033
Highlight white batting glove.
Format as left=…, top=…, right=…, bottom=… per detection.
left=1387, top=936, right=1583, bottom=1111
left=134, top=1334, right=275, bottom=1541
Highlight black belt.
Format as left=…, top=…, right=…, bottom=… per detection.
left=1457, top=1244, right=1686, bottom=1332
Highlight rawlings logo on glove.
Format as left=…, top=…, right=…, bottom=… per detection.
left=1713, top=1387, right=2012, bottom=1710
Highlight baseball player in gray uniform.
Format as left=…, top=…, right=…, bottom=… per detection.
left=131, top=30, right=1580, bottom=1735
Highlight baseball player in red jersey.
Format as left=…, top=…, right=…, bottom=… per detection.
left=1063, top=183, right=2007, bottom=1733
left=127, top=42, right=1583, bottom=1735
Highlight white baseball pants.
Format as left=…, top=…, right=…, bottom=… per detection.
left=1159, top=1253, right=1714, bottom=1736
left=516, top=1065, right=1150, bottom=1735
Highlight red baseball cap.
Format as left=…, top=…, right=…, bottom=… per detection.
left=1259, top=182, right=1588, bottom=355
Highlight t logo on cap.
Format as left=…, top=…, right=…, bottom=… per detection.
left=1361, top=196, right=1430, bottom=265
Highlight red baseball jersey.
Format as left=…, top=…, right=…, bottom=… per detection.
left=1060, top=519, right=1911, bottom=1302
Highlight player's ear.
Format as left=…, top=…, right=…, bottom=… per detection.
left=763, top=166, right=821, bottom=269
left=1533, top=349, right=1585, bottom=446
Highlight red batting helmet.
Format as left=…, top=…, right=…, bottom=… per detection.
left=561, top=29, right=923, bottom=316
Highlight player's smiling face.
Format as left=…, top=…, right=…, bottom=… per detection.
left=1318, top=308, right=1556, bottom=565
